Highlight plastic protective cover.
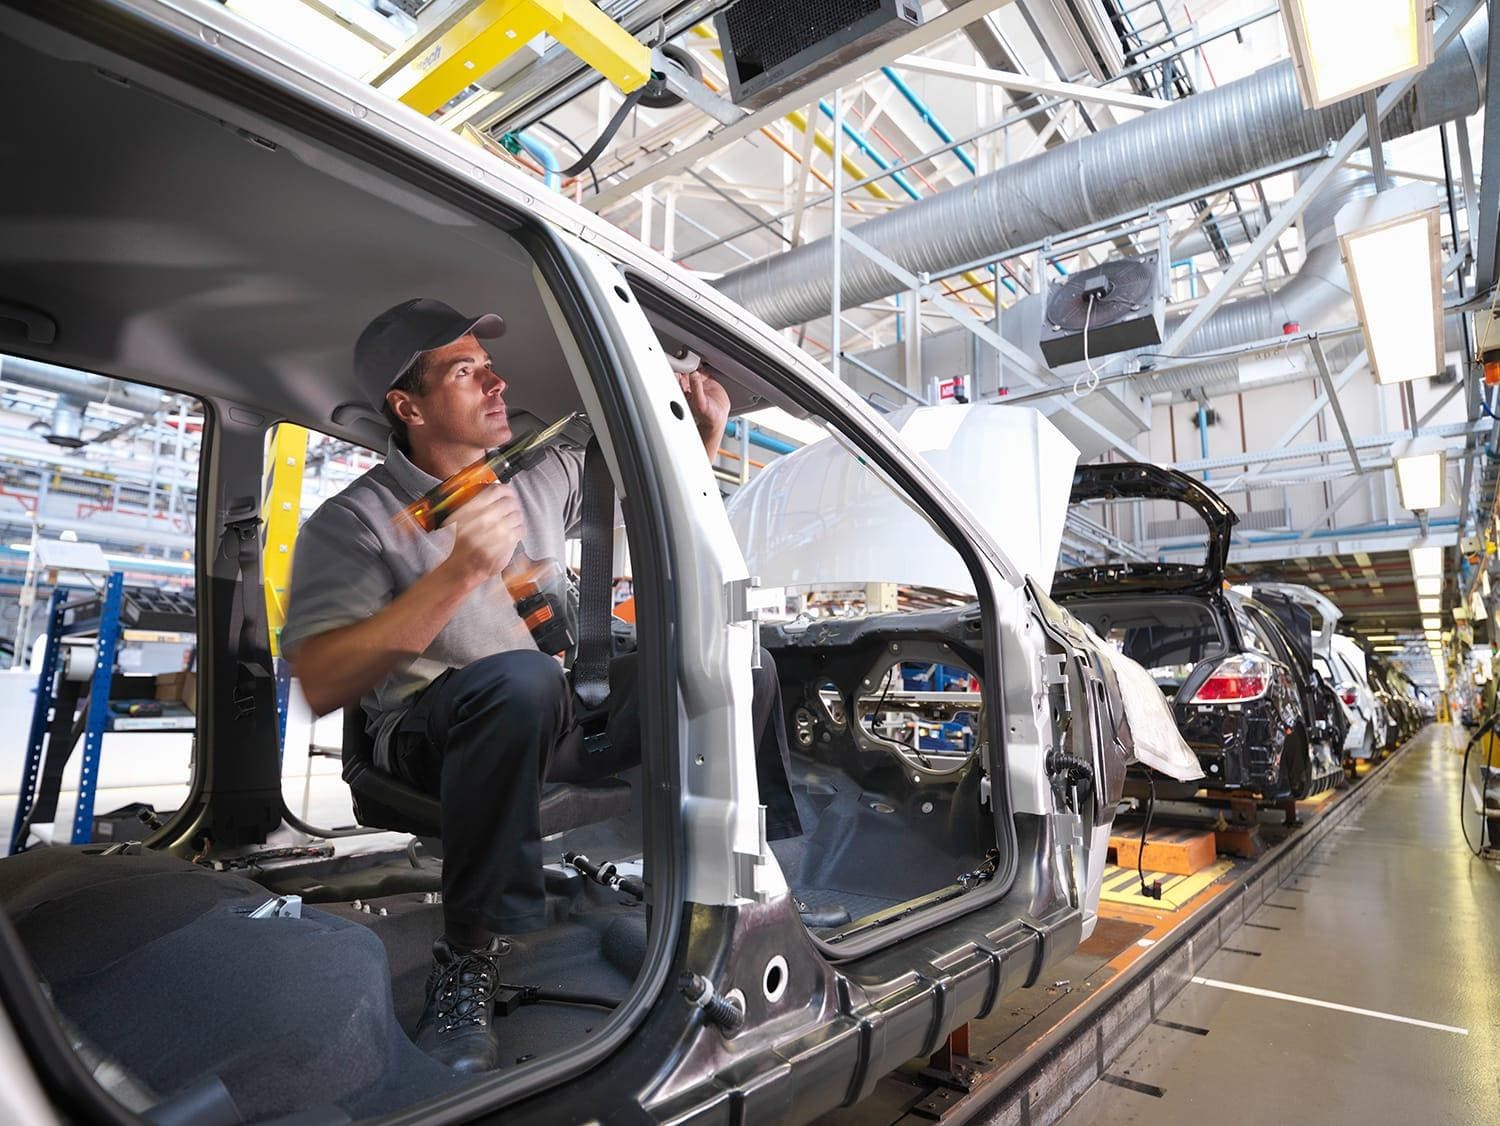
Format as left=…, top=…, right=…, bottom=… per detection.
left=726, top=404, right=1080, bottom=594
left=1097, top=643, right=1204, bottom=781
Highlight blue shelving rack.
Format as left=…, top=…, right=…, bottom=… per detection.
left=9, top=574, right=130, bottom=853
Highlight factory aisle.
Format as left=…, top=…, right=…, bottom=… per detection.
left=1060, top=724, right=1500, bottom=1126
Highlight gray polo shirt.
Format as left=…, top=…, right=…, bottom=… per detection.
left=281, top=436, right=585, bottom=768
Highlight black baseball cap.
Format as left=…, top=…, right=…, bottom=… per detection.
left=354, top=298, right=505, bottom=409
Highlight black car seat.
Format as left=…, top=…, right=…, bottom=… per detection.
left=340, top=708, right=631, bottom=839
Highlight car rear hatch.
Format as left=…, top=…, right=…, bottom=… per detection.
left=1054, top=463, right=1237, bottom=596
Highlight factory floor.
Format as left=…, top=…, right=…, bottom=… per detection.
left=1061, top=724, right=1500, bottom=1126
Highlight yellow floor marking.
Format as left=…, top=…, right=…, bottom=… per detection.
left=1099, top=859, right=1234, bottom=910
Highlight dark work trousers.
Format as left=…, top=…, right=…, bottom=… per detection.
left=391, top=648, right=802, bottom=937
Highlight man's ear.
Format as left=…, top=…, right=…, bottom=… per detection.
left=386, top=388, right=423, bottom=429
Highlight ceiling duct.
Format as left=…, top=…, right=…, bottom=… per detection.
left=35, top=396, right=87, bottom=448
left=0, top=354, right=166, bottom=415
left=712, top=10, right=1487, bottom=332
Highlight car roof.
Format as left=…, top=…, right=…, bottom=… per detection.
left=0, top=14, right=589, bottom=446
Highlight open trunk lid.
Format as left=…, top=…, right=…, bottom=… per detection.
left=1054, top=463, right=1237, bottom=596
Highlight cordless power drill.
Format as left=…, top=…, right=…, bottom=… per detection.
left=398, top=413, right=580, bottom=656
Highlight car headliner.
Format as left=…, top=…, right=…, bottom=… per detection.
left=0, top=11, right=594, bottom=445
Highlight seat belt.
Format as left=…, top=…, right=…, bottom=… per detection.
left=221, top=500, right=274, bottom=720
left=572, top=439, right=614, bottom=714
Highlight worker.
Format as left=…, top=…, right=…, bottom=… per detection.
left=281, top=298, right=800, bottom=1073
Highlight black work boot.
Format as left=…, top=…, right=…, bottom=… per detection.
left=414, top=936, right=511, bottom=1073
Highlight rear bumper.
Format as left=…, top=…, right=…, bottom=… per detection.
left=1175, top=703, right=1286, bottom=796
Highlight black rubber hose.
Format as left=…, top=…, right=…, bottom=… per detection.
left=1137, top=770, right=1159, bottom=898
left=1460, top=714, right=1496, bottom=857
left=559, top=87, right=645, bottom=177
left=530, top=988, right=621, bottom=1010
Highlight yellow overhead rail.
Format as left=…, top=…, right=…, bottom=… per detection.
left=383, top=0, right=652, bottom=116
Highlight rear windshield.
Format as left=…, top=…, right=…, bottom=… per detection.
left=1065, top=598, right=1227, bottom=699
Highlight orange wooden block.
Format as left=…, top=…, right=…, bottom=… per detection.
left=1108, top=826, right=1218, bottom=876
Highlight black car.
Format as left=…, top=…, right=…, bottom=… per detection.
left=1053, top=463, right=1344, bottom=802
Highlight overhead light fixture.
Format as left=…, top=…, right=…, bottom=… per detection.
left=1395, top=441, right=1448, bottom=511
left=1423, top=616, right=1441, bottom=632
left=1280, top=0, right=1433, bottom=109
left=1337, top=184, right=1445, bottom=386
left=1365, top=633, right=1398, bottom=641
left=1415, top=574, right=1442, bottom=598
left=1373, top=644, right=1404, bottom=652
left=1418, top=596, right=1441, bottom=615
left=1409, top=543, right=1444, bottom=576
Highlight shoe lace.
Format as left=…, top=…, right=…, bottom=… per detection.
left=434, top=950, right=501, bottom=1032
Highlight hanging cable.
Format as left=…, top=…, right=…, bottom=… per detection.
left=533, top=121, right=601, bottom=195
left=1460, top=713, right=1497, bottom=857
left=1073, top=293, right=1103, bottom=397
left=1137, top=771, right=1162, bottom=900
left=559, top=88, right=646, bottom=178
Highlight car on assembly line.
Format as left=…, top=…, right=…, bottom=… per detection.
left=1369, top=657, right=1422, bottom=746
left=0, top=2, right=1203, bottom=1122
left=1240, top=582, right=1376, bottom=768
left=1330, top=632, right=1391, bottom=761
left=1053, top=463, right=1345, bottom=803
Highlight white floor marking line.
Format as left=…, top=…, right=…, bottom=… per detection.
left=1190, top=978, right=1469, bottom=1036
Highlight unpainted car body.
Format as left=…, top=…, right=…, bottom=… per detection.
left=0, top=2, right=1145, bottom=1121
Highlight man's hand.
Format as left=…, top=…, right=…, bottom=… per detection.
left=441, top=482, right=525, bottom=588
left=677, top=367, right=730, bottom=459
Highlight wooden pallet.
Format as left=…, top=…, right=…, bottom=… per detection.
left=1108, top=825, right=1217, bottom=876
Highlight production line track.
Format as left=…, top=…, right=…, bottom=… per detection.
left=826, top=730, right=1427, bottom=1126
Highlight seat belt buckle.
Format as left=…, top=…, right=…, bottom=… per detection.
left=579, top=712, right=611, bottom=757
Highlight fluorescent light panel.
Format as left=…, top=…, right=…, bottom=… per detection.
left=1416, top=574, right=1442, bottom=598
left=1423, top=616, right=1441, bottom=631
left=1337, top=185, right=1445, bottom=386
left=1418, top=597, right=1441, bottom=615
left=1409, top=545, right=1444, bottom=577
left=1396, top=451, right=1446, bottom=509
left=1281, top=0, right=1432, bottom=107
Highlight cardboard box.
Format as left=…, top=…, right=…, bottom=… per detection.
left=153, top=671, right=197, bottom=714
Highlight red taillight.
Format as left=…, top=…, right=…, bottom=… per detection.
left=1191, top=654, right=1273, bottom=703
left=1340, top=689, right=1358, bottom=707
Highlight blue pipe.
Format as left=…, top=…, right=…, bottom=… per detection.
left=514, top=131, right=561, bottom=191
left=1197, top=404, right=1210, bottom=480
left=1154, top=518, right=1461, bottom=553
left=880, top=67, right=977, bottom=175
left=724, top=420, right=798, bottom=456
left=816, top=100, right=922, bottom=202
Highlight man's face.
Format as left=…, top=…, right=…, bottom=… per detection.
left=391, top=332, right=511, bottom=452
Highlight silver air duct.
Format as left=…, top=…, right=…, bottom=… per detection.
left=0, top=354, right=166, bottom=415
left=1140, top=164, right=1378, bottom=395
left=713, top=12, right=1487, bottom=333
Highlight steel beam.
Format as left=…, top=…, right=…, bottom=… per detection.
left=840, top=231, right=1142, bottom=458
left=890, top=56, right=1164, bottom=113
left=1298, top=476, right=1370, bottom=541
left=1309, top=337, right=1362, bottom=474
left=378, top=0, right=651, bottom=116
left=1474, top=5, right=1500, bottom=295
left=1173, top=418, right=1485, bottom=474
left=587, top=0, right=1012, bottom=211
